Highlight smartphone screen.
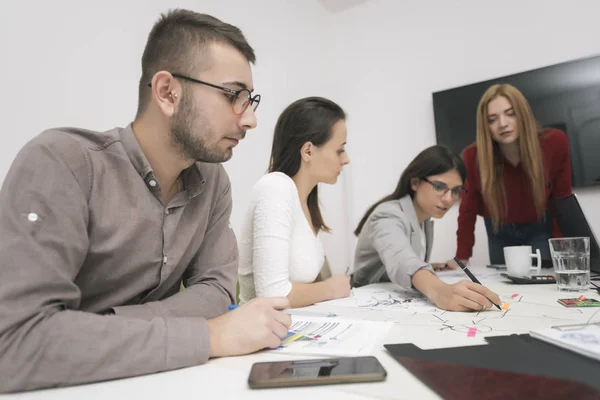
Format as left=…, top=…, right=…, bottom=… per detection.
left=248, top=356, right=387, bottom=388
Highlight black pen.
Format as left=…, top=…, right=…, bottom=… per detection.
left=453, top=257, right=502, bottom=310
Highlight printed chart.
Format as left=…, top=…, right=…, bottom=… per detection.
left=273, top=316, right=393, bottom=356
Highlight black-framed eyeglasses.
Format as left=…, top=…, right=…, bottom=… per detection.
left=148, top=72, right=261, bottom=115
left=422, top=177, right=467, bottom=198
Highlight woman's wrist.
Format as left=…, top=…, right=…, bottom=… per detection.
left=412, top=269, right=446, bottom=303
left=317, top=280, right=334, bottom=301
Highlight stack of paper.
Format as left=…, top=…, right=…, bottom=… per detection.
left=530, top=322, right=600, bottom=362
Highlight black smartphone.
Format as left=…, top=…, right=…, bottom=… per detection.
left=486, top=264, right=507, bottom=270
left=248, top=356, right=387, bottom=389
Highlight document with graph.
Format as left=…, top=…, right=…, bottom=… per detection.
left=271, top=316, right=393, bottom=356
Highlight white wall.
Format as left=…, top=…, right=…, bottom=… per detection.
left=3, top=0, right=599, bottom=274
left=0, top=0, right=352, bottom=273
left=331, top=0, right=600, bottom=266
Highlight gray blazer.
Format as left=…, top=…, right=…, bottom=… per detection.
left=352, top=195, right=434, bottom=288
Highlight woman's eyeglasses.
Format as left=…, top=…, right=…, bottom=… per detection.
left=422, top=177, right=467, bottom=198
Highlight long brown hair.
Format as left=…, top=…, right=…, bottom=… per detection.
left=355, top=145, right=466, bottom=236
left=476, top=84, right=545, bottom=231
left=269, top=97, right=346, bottom=233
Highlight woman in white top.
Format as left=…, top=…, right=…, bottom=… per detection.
left=238, top=97, right=351, bottom=307
left=352, top=145, right=501, bottom=312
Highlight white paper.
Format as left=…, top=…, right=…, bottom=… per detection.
left=436, top=269, right=505, bottom=285
left=317, top=283, right=437, bottom=313
left=271, top=316, right=393, bottom=356
left=315, top=283, right=597, bottom=345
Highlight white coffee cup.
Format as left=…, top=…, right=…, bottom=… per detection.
left=503, top=245, right=542, bottom=277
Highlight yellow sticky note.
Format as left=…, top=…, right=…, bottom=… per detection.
left=501, top=303, right=511, bottom=310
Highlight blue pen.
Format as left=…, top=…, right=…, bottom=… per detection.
left=227, top=304, right=336, bottom=317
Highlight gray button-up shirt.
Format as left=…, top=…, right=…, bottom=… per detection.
left=0, top=124, right=238, bottom=393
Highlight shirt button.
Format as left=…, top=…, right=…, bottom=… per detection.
left=165, top=209, right=170, bottom=215
left=163, top=256, right=168, bottom=264
left=27, top=213, right=38, bottom=222
left=148, top=179, right=157, bottom=187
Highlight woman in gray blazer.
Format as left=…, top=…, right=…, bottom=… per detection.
left=352, top=146, right=500, bottom=312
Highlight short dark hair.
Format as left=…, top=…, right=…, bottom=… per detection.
left=269, top=97, right=347, bottom=233
left=355, top=145, right=467, bottom=236
left=136, top=9, right=255, bottom=117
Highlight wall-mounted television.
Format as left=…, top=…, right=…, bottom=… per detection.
left=432, top=54, right=600, bottom=187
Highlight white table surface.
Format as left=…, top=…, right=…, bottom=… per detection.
left=3, top=265, right=599, bottom=400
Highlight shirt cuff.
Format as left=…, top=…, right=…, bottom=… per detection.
left=164, top=317, right=211, bottom=368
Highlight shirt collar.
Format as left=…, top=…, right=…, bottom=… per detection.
left=399, top=194, right=431, bottom=233
left=183, top=164, right=206, bottom=199
left=119, top=123, right=205, bottom=199
left=119, top=123, right=153, bottom=179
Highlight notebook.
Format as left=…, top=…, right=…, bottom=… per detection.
left=385, top=335, right=600, bottom=397
left=395, top=356, right=600, bottom=400
left=530, top=322, right=600, bottom=362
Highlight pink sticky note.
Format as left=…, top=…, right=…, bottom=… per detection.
left=467, top=328, right=477, bottom=337
left=511, top=294, right=519, bottom=299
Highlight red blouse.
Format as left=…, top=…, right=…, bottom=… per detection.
left=456, top=129, right=573, bottom=260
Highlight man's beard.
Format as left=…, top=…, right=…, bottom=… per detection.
left=170, top=98, right=233, bottom=163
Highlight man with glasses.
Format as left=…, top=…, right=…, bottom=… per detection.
left=0, top=9, right=290, bottom=393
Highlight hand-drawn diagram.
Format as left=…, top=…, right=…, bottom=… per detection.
left=317, top=284, right=437, bottom=313
left=354, top=287, right=435, bottom=311
left=316, top=284, right=599, bottom=342
left=388, top=292, right=588, bottom=340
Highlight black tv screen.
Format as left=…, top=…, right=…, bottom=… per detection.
left=432, top=54, right=600, bottom=187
